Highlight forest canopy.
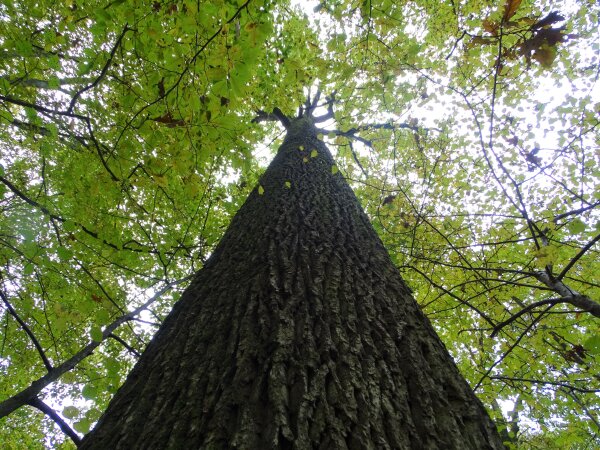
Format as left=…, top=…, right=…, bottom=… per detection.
left=0, top=0, right=598, bottom=448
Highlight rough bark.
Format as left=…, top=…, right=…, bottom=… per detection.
left=80, top=115, right=505, bottom=449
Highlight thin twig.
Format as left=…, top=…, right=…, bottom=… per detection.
left=557, top=232, right=600, bottom=281
left=491, top=376, right=600, bottom=394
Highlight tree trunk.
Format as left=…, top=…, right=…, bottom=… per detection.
left=80, top=115, right=505, bottom=449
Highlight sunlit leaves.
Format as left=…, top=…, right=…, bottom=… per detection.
left=1, top=0, right=599, bottom=447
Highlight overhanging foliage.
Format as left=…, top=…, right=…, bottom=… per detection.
left=0, top=0, right=598, bottom=447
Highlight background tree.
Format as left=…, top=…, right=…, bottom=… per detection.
left=0, top=0, right=598, bottom=448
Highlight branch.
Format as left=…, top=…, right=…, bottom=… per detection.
left=0, top=290, right=53, bottom=372
left=109, top=333, right=141, bottom=358
left=0, top=95, right=120, bottom=181
left=327, top=120, right=426, bottom=148
left=565, top=388, right=600, bottom=434
left=407, top=265, right=495, bottom=327
left=0, top=76, right=95, bottom=89
left=0, top=94, right=88, bottom=120
left=67, top=26, right=131, bottom=113
left=0, top=275, right=193, bottom=419
left=306, top=89, right=321, bottom=116
left=346, top=140, right=368, bottom=177
left=534, top=270, right=600, bottom=317
left=491, top=297, right=573, bottom=337
left=272, top=107, right=291, bottom=128
left=27, top=397, right=81, bottom=445
left=474, top=304, right=555, bottom=391
left=553, top=200, right=600, bottom=222
left=313, top=92, right=335, bottom=123
left=490, top=376, right=600, bottom=394
left=557, top=232, right=600, bottom=281
left=333, top=129, right=373, bottom=147
left=0, top=174, right=157, bottom=255
left=250, top=108, right=290, bottom=128
left=346, top=121, right=421, bottom=134
left=113, top=0, right=252, bottom=148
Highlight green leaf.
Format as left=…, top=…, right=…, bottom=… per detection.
left=90, top=326, right=103, bottom=342
left=82, top=384, right=99, bottom=400
left=74, top=419, right=91, bottom=434
left=62, top=372, right=77, bottom=384
left=105, top=358, right=120, bottom=376
left=284, top=181, right=291, bottom=188
left=310, top=149, right=318, bottom=158
left=95, top=309, right=111, bottom=325
left=62, top=406, right=79, bottom=419
left=534, top=245, right=558, bottom=267
left=57, top=246, right=72, bottom=261
left=63, top=220, right=77, bottom=232
left=584, top=335, right=600, bottom=355
left=567, top=218, right=586, bottom=234
left=258, top=185, right=264, bottom=195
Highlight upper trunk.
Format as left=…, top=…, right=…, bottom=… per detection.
left=80, top=115, right=504, bottom=449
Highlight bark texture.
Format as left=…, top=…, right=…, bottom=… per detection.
left=80, top=116, right=505, bottom=449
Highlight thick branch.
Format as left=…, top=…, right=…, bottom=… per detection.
left=534, top=270, right=600, bottom=317
left=327, top=121, right=425, bottom=148
left=27, top=397, right=81, bottom=445
left=0, top=290, right=53, bottom=372
left=313, top=92, right=336, bottom=123
left=272, top=107, right=291, bottom=128
left=109, top=333, right=141, bottom=357
left=0, top=276, right=192, bottom=419
left=251, top=108, right=291, bottom=128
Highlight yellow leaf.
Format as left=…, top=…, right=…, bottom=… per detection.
left=310, top=149, right=318, bottom=158
left=303, top=157, right=308, bottom=163
left=534, top=245, right=558, bottom=267
left=258, top=185, right=264, bottom=195
left=153, top=174, right=168, bottom=187
left=284, top=181, right=291, bottom=188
